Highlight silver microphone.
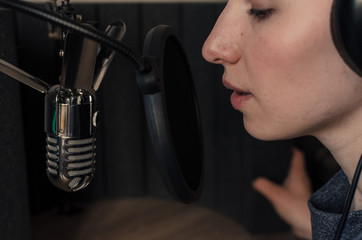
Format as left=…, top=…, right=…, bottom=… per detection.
left=0, top=19, right=126, bottom=192
left=44, top=23, right=99, bottom=191
left=44, top=21, right=126, bottom=192
left=0, top=57, right=96, bottom=192
left=44, top=85, right=98, bottom=191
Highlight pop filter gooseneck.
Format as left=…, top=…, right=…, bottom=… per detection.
left=0, top=0, right=204, bottom=203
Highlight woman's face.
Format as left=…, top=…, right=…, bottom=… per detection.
left=202, top=0, right=362, bottom=141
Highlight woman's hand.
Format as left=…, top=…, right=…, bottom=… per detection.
left=252, top=148, right=313, bottom=240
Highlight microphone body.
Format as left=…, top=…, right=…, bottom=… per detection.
left=44, top=85, right=98, bottom=191
left=43, top=20, right=125, bottom=192
left=44, top=23, right=99, bottom=192
left=0, top=4, right=128, bottom=193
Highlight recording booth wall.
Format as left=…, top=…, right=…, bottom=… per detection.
left=0, top=8, right=30, bottom=240
left=0, top=2, right=305, bottom=238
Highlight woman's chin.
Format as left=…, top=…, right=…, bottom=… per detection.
left=243, top=121, right=297, bottom=142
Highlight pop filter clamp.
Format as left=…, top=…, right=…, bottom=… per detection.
left=0, top=0, right=203, bottom=203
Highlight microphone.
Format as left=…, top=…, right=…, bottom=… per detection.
left=0, top=53, right=96, bottom=192
left=44, top=86, right=98, bottom=191
left=0, top=20, right=126, bottom=192
left=44, top=21, right=126, bottom=192
left=44, top=23, right=99, bottom=191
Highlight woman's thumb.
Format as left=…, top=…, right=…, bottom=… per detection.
left=252, top=177, right=290, bottom=207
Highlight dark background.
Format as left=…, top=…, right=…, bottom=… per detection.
left=0, top=2, right=339, bottom=239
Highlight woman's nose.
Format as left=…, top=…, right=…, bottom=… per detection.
left=202, top=7, right=242, bottom=65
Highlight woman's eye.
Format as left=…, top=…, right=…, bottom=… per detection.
left=247, top=8, right=274, bottom=21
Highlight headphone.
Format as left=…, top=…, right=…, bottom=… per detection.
left=331, top=0, right=362, bottom=77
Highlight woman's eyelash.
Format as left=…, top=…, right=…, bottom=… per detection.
left=247, top=8, right=274, bottom=21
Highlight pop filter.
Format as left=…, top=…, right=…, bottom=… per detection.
left=137, top=25, right=204, bottom=203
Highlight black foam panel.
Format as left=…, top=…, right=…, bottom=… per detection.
left=0, top=8, right=30, bottom=240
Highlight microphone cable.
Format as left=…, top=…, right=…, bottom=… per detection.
left=0, top=0, right=150, bottom=74
left=334, top=154, right=362, bottom=240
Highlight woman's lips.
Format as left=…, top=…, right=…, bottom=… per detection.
left=222, top=79, right=252, bottom=109
left=230, top=91, right=252, bottom=110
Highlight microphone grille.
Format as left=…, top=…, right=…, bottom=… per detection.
left=46, top=135, right=96, bottom=192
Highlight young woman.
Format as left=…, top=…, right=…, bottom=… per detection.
left=202, top=0, right=362, bottom=239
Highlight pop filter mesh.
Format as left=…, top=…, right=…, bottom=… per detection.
left=162, top=35, right=202, bottom=191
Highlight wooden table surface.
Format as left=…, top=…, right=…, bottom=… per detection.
left=31, top=197, right=294, bottom=240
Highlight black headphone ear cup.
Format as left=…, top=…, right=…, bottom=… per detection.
left=331, top=0, right=362, bottom=77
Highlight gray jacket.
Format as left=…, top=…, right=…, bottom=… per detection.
left=309, top=170, right=362, bottom=240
